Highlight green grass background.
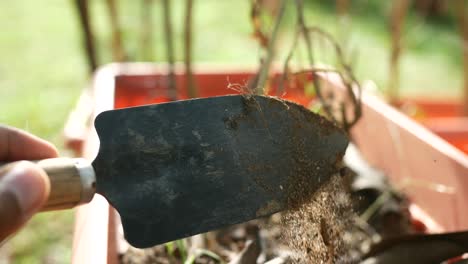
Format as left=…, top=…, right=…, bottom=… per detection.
left=0, top=0, right=463, bottom=263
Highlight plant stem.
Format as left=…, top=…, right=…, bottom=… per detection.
left=295, top=0, right=335, bottom=124
left=255, top=0, right=287, bottom=95
left=336, top=0, right=351, bottom=50
left=388, top=0, right=409, bottom=103
left=106, top=0, right=126, bottom=61
left=184, top=0, right=197, bottom=98
left=141, top=0, right=154, bottom=61
left=74, top=0, right=98, bottom=73
left=162, top=0, right=177, bottom=100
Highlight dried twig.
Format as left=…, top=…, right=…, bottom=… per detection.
left=184, top=0, right=197, bottom=98
left=293, top=0, right=338, bottom=126
left=140, top=0, right=154, bottom=61
left=278, top=27, right=300, bottom=95
left=388, top=0, right=409, bottom=102
left=250, top=0, right=269, bottom=49
left=283, top=0, right=361, bottom=131
left=162, top=0, right=177, bottom=100
left=74, top=0, right=98, bottom=73
left=336, top=0, right=352, bottom=58
left=255, top=0, right=287, bottom=95
left=106, top=0, right=126, bottom=61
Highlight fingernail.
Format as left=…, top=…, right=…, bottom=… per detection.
left=0, top=162, right=49, bottom=218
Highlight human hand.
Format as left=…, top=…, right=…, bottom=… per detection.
left=0, top=125, right=58, bottom=242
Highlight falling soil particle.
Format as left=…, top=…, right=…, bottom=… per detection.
left=282, top=174, right=355, bottom=263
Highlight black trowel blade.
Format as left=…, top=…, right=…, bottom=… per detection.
left=92, top=95, right=348, bottom=248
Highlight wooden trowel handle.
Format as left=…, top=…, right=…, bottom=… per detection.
left=1, top=158, right=96, bottom=211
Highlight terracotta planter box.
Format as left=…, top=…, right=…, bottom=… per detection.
left=66, top=63, right=468, bottom=263
left=395, top=99, right=468, bottom=154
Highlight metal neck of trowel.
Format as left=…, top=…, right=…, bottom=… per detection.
left=72, top=159, right=97, bottom=203
left=37, top=158, right=97, bottom=211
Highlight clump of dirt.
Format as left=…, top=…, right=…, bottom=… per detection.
left=282, top=173, right=355, bottom=263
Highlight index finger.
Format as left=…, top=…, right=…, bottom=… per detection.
left=0, top=125, right=59, bottom=161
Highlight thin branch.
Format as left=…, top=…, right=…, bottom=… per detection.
left=141, top=0, right=154, bottom=61
left=336, top=0, right=351, bottom=56
left=291, top=0, right=361, bottom=131
left=279, top=28, right=301, bottom=95
left=306, top=27, right=362, bottom=129
left=184, top=0, right=197, bottom=98
left=74, top=0, right=98, bottom=73
left=388, top=0, right=409, bottom=102
left=255, top=0, right=287, bottom=95
left=250, top=0, right=269, bottom=49
left=106, top=0, right=126, bottom=61
left=162, top=0, right=177, bottom=100
left=295, top=0, right=338, bottom=125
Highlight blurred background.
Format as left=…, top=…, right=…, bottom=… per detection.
left=0, top=0, right=464, bottom=263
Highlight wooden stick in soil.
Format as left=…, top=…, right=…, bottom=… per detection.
left=184, top=0, right=197, bottom=98
left=255, top=0, right=287, bottom=95
left=74, top=0, right=98, bottom=73
left=388, top=0, right=409, bottom=103
left=162, top=0, right=177, bottom=100
left=105, top=0, right=126, bottom=61
left=456, top=0, right=468, bottom=115
left=141, top=0, right=154, bottom=61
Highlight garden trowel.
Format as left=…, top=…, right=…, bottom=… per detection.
left=3, top=95, right=348, bottom=248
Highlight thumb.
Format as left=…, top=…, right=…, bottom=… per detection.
left=0, top=161, right=50, bottom=242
